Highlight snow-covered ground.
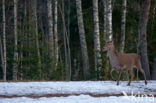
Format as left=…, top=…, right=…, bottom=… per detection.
left=0, top=95, right=155, bottom=103
left=0, top=81, right=156, bottom=103
left=0, top=81, right=156, bottom=96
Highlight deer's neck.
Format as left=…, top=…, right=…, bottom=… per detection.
left=107, top=49, right=120, bottom=69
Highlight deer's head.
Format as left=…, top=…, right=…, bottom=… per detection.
left=103, top=41, right=114, bottom=51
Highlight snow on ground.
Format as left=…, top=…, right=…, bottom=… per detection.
left=0, top=81, right=156, bottom=103
left=0, top=81, right=156, bottom=96
left=0, top=95, right=155, bottom=103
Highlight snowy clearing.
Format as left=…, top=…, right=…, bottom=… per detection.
left=0, top=81, right=156, bottom=103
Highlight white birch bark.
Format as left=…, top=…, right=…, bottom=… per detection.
left=54, top=0, right=59, bottom=68
left=2, top=0, right=7, bottom=81
left=103, top=0, right=107, bottom=39
left=103, top=0, right=113, bottom=41
left=93, top=0, right=102, bottom=79
left=102, top=0, right=113, bottom=80
left=106, top=0, right=113, bottom=42
left=119, top=0, right=127, bottom=52
left=47, top=0, right=54, bottom=62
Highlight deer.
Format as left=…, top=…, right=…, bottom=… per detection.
left=103, top=41, right=147, bottom=86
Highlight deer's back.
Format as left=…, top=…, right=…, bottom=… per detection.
left=117, top=53, right=139, bottom=69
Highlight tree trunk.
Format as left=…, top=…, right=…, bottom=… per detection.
left=138, top=0, right=151, bottom=79
left=47, top=0, right=54, bottom=65
left=93, top=0, right=102, bottom=79
left=0, top=36, right=4, bottom=80
left=152, top=57, right=156, bottom=80
left=67, top=0, right=71, bottom=38
left=102, top=0, right=113, bottom=80
left=119, top=0, right=127, bottom=52
left=32, top=0, right=42, bottom=78
left=76, top=0, right=90, bottom=79
left=54, top=0, right=59, bottom=68
left=60, top=0, right=71, bottom=80
left=2, top=0, right=7, bottom=81
left=103, top=0, right=107, bottom=39
left=106, top=0, right=113, bottom=42
left=62, top=0, right=69, bottom=80
left=67, top=0, right=72, bottom=80
left=19, top=15, right=23, bottom=80
left=13, top=0, right=18, bottom=80
left=19, top=45, right=23, bottom=80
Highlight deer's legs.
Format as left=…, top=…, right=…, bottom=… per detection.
left=136, top=61, right=147, bottom=85
left=138, top=68, right=147, bottom=85
left=127, top=69, right=134, bottom=86
left=110, top=69, right=117, bottom=81
left=117, top=70, right=122, bottom=85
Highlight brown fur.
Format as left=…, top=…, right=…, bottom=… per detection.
left=103, top=41, right=147, bottom=85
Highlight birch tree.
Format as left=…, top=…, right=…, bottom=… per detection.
left=138, top=0, right=151, bottom=79
left=102, top=0, right=113, bottom=79
left=103, top=0, right=107, bottom=39
left=119, top=0, right=127, bottom=52
left=76, top=0, right=90, bottom=79
left=2, top=0, right=7, bottom=81
left=54, top=0, right=59, bottom=67
left=47, top=0, right=54, bottom=69
left=106, top=0, right=113, bottom=41
left=93, top=0, right=102, bottom=79
left=13, top=0, right=18, bottom=80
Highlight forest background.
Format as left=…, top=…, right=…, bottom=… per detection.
left=0, top=0, right=156, bottom=81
